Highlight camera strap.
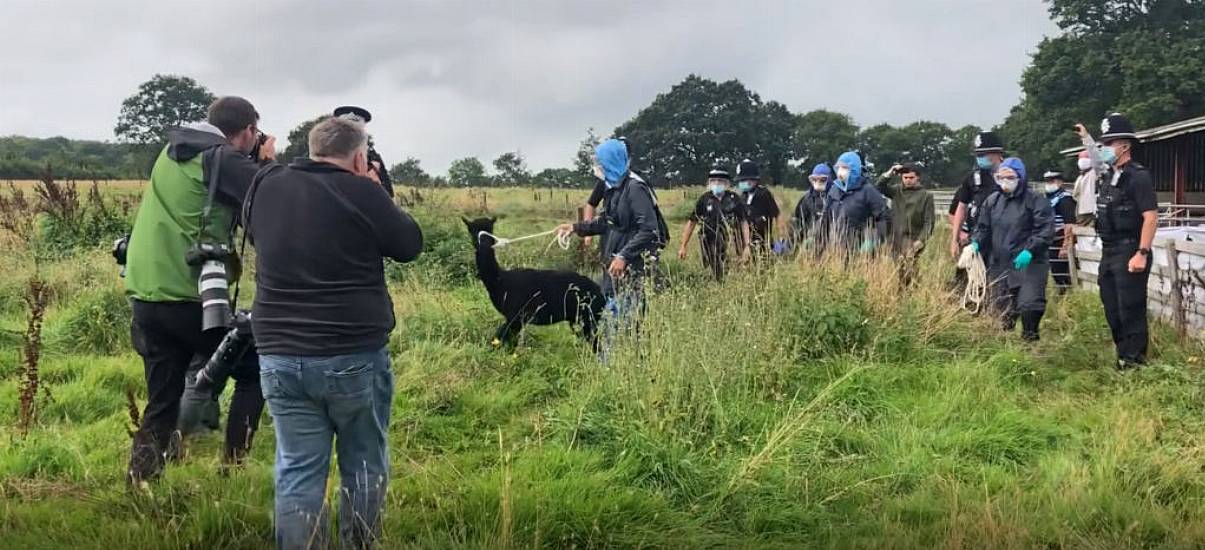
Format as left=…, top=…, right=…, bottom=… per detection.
left=231, top=162, right=283, bottom=310
left=194, top=145, right=226, bottom=244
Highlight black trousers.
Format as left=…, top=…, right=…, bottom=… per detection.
left=128, top=300, right=264, bottom=478
left=1099, top=244, right=1150, bottom=363
left=700, top=235, right=728, bottom=281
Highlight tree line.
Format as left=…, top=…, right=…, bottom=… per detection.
left=2, top=0, right=1201, bottom=187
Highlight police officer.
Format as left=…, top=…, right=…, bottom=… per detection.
left=791, top=163, right=831, bottom=248
left=969, top=157, right=1054, bottom=341
left=1042, top=171, right=1077, bottom=293
left=736, top=159, right=787, bottom=256
left=949, top=131, right=1005, bottom=286
left=1077, top=114, right=1158, bottom=369
left=678, top=166, right=752, bottom=281
left=334, top=106, right=393, bottom=196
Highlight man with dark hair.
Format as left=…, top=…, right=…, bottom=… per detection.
left=123, top=96, right=275, bottom=483
left=877, top=163, right=935, bottom=284
left=248, top=116, right=423, bottom=548
left=1077, top=114, right=1157, bottom=369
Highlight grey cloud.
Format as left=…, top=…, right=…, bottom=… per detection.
left=0, top=0, right=1057, bottom=174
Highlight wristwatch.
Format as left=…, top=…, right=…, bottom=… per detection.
left=1137, top=248, right=1151, bottom=257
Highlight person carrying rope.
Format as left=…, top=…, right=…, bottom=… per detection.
left=967, top=157, right=1055, bottom=342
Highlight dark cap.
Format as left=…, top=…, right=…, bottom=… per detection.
left=333, top=106, right=372, bottom=123
left=1042, top=170, right=1064, bottom=180
left=1100, top=112, right=1137, bottom=141
left=973, top=131, right=1005, bottom=154
left=707, top=166, right=731, bottom=181
left=736, top=159, right=760, bottom=180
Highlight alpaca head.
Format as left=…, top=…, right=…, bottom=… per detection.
left=462, top=216, right=499, bottom=248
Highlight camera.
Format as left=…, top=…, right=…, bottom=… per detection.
left=186, top=242, right=237, bottom=332
left=194, top=309, right=254, bottom=396
left=112, top=234, right=130, bottom=277
left=248, top=130, right=268, bottom=161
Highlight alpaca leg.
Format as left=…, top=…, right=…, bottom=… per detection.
left=493, top=316, right=523, bottom=348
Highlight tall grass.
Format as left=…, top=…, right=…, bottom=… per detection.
left=1, top=186, right=1204, bottom=548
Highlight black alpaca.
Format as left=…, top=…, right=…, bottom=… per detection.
left=463, top=217, right=604, bottom=349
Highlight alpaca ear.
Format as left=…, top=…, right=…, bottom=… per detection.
left=461, top=216, right=472, bottom=226
left=489, top=216, right=498, bottom=224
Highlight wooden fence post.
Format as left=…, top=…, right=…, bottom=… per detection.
left=1166, top=239, right=1186, bottom=339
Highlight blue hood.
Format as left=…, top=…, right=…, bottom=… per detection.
left=834, top=151, right=863, bottom=192
left=999, top=157, right=1028, bottom=196
left=595, top=139, right=629, bottom=186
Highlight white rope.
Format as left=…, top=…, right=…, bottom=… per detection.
left=957, top=245, right=988, bottom=314
left=478, top=228, right=573, bottom=251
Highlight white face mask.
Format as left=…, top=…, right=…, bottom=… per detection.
left=811, top=179, right=826, bottom=191
left=1044, top=183, right=1061, bottom=194
left=591, top=163, right=604, bottom=181
left=836, top=167, right=851, bottom=183
left=996, top=176, right=1019, bottom=194
left=1077, top=157, right=1092, bottom=172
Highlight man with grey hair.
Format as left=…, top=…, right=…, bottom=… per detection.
left=245, top=116, right=423, bottom=549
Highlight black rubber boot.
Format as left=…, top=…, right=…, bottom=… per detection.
left=1020, top=310, right=1043, bottom=342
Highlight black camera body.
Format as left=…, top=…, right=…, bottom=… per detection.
left=112, top=234, right=130, bottom=277
left=194, top=309, right=255, bottom=397
left=248, top=131, right=268, bottom=162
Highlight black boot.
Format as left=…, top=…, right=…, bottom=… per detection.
left=1020, top=310, right=1043, bottom=342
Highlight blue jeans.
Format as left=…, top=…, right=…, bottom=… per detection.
left=260, top=348, right=394, bottom=550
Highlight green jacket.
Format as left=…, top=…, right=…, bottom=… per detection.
left=877, top=174, right=935, bottom=249
left=124, top=124, right=258, bottom=302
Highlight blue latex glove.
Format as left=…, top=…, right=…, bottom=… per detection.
left=971, top=241, right=980, bottom=254
left=1013, top=249, right=1033, bottom=270
left=860, top=239, right=876, bottom=253
left=772, top=239, right=789, bottom=255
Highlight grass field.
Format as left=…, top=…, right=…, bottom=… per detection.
left=3, top=183, right=1205, bottom=549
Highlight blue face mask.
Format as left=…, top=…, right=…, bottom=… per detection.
left=976, top=156, right=994, bottom=170
left=709, top=184, right=726, bottom=196
left=738, top=181, right=753, bottom=193
left=1099, top=145, right=1118, bottom=165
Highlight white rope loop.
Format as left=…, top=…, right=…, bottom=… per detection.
left=478, top=228, right=572, bottom=251
left=957, top=245, right=988, bottom=314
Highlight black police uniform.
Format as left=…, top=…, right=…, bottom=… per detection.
left=951, top=131, right=1005, bottom=288
left=1095, top=115, right=1157, bottom=366
left=690, top=190, right=747, bottom=281
left=1046, top=187, right=1077, bottom=292
left=744, top=186, right=779, bottom=252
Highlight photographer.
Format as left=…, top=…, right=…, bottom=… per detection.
left=246, top=117, right=422, bottom=549
left=123, top=97, right=275, bottom=483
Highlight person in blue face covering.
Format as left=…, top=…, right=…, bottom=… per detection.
left=678, top=166, right=751, bottom=281
left=557, top=139, right=667, bottom=357
left=968, top=157, right=1055, bottom=341
left=820, top=151, right=891, bottom=254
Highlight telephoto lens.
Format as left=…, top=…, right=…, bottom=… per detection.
left=195, top=310, right=255, bottom=396
left=198, top=259, right=232, bottom=332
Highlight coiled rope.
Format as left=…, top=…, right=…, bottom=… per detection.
left=478, top=228, right=573, bottom=251
left=957, top=245, right=988, bottom=314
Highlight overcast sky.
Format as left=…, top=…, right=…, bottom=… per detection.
left=2, top=0, right=1059, bottom=174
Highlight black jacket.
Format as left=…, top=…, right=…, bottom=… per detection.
left=165, top=124, right=264, bottom=210
left=246, top=159, right=423, bottom=356
left=573, top=173, right=662, bottom=270
left=790, top=188, right=825, bottom=242
left=952, top=169, right=1000, bottom=233
left=972, top=188, right=1055, bottom=276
